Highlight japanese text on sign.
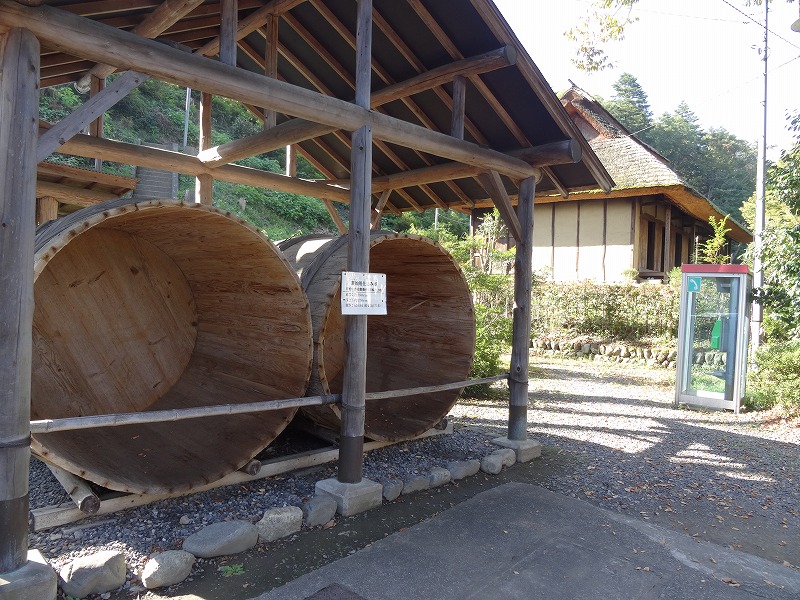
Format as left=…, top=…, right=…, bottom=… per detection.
left=341, top=272, right=387, bottom=315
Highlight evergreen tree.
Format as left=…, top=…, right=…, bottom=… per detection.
left=605, top=73, right=653, bottom=138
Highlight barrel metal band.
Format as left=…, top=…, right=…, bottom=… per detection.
left=0, top=434, right=31, bottom=449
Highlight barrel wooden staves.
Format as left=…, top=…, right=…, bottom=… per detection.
left=279, top=233, right=476, bottom=442
left=31, top=199, right=313, bottom=495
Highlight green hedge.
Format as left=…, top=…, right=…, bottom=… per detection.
left=530, top=281, right=679, bottom=341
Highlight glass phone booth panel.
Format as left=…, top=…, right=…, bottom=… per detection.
left=675, top=265, right=752, bottom=413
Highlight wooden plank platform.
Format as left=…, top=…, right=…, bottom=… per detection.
left=29, top=423, right=452, bottom=532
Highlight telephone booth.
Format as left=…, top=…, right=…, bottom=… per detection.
left=675, top=264, right=752, bottom=413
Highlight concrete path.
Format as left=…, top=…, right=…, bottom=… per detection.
left=250, top=483, right=800, bottom=600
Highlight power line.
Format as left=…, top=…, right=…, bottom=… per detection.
left=719, top=0, right=800, bottom=51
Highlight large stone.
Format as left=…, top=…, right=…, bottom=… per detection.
left=0, top=550, right=57, bottom=600
left=257, top=506, right=303, bottom=543
left=401, top=475, right=430, bottom=495
left=302, top=495, right=338, bottom=527
left=480, top=453, right=504, bottom=475
left=447, top=459, right=480, bottom=480
left=428, top=467, right=451, bottom=488
left=382, top=479, right=404, bottom=502
left=492, top=437, right=542, bottom=463
left=182, top=521, right=258, bottom=558
left=315, top=478, right=382, bottom=517
left=59, top=550, right=126, bottom=599
left=141, top=551, right=195, bottom=590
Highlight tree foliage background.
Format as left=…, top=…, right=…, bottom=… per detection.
left=602, top=73, right=757, bottom=222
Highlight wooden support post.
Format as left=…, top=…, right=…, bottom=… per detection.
left=0, top=27, right=39, bottom=573
left=451, top=75, right=466, bottom=140
left=285, top=144, right=296, bottom=177
left=195, top=91, right=213, bottom=206
left=35, top=197, right=58, bottom=224
left=219, top=0, right=238, bottom=66
left=89, top=75, right=104, bottom=171
left=263, top=14, right=278, bottom=130
left=338, top=0, right=372, bottom=485
left=508, top=177, right=536, bottom=441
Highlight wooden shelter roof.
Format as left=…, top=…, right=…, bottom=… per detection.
left=560, top=85, right=752, bottom=244
left=22, top=0, right=613, bottom=214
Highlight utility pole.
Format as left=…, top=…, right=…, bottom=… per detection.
left=751, top=0, right=768, bottom=356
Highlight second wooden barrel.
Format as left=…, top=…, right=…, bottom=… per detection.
left=279, top=233, right=475, bottom=442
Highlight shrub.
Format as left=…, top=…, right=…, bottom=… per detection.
left=745, top=340, right=800, bottom=415
left=530, top=280, right=679, bottom=341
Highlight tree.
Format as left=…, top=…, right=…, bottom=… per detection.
left=604, top=72, right=653, bottom=137
left=701, top=128, right=757, bottom=220
left=648, top=102, right=707, bottom=190
left=747, top=114, right=800, bottom=339
left=567, top=0, right=787, bottom=72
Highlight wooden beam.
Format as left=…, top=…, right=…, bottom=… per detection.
left=508, top=176, right=536, bottom=441
left=370, top=189, right=391, bottom=229
left=541, top=165, right=568, bottom=199
left=37, top=70, right=150, bottom=162
left=89, top=75, right=104, bottom=171
left=370, top=45, right=516, bottom=106
left=0, top=26, right=38, bottom=573
left=263, top=15, right=278, bottom=129
left=35, top=181, right=123, bottom=206
left=664, top=203, right=672, bottom=276
left=323, top=199, right=346, bottom=234
left=477, top=171, right=522, bottom=243
left=199, top=120, right=335, bottom=166
left=0, top=1, right=538, bottom=182
left=37, top=162, right=135, bottom=189
left=451, top=75, right=466, bottom=140
left=219, top=0, right=238, bottom=66
left=194, top=0, right=306, bottom=58
left=35, top=197, right=59, bottom=225
left=57, top=132, right=350, bottom=201
left=75, top=0, right=204, bottom=91
left=198, top=47, right=515, bottom=170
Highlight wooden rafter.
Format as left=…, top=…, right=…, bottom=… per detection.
left=477, top=170, right=522, bottom=242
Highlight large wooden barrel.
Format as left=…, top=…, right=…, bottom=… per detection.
left=279, top=233, right=475, bottom=442
left=31, top=200, right=313, bottom=495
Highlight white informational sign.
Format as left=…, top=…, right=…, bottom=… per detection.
left=341, top=271, right=387, bottom=315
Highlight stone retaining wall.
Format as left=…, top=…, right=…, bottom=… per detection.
left=531, top=337, right=678, bottom=370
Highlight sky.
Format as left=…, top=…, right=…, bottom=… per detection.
left=492, top=0, right=800, bottom=160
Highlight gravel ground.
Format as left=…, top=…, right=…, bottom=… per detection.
left=29, top=425, right=498, bottom=597
left=28, top=355, right=799, bottom=598
left=451, top=356, right=800, bottom=567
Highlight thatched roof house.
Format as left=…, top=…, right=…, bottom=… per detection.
left=525, top=85, right=751, bottom=283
